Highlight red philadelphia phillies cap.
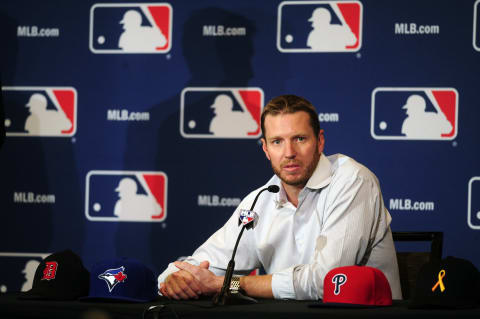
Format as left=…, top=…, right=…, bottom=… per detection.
left=311, top=265, right=392, bottom=308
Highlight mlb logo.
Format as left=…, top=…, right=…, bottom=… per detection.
left=89, top=3, right=172, bottom=54
left=180, top=87, right=263, bottom=139
left=468, top=177, right=480, bottom=230
left=371, top=87, right=458, bottom=140
left=0, top=253, right=48, bottom=293
left=2, top=87, right=77, bottom=137
left=85, top=170, right=167, bottom=222
left=277, top=1, right=362, bottom=53
left=474, top=0, right=480, bottom=51
left=239, top=209, right=258, bottom=227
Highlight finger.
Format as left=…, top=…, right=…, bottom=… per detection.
left=170, top=274, right=194, bottom=300
left=199, top=260, right=210, bottom=269
left=174, top=261, right=198, bottom=275
left=178, top=278, right=200, bottom=299
left=180, top=272, right=203, bottom=295
left=173, top=273, right=199, bottom=299
left=186, top=276, right=203, bottom=295
left=165, top=282, right=180, bottom=300
left=166, top=278, right=189, bottom=300
left=159, top=284, right=168, bottom=297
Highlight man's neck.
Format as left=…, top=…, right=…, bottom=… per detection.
left=282, top=182, right=305, bottom=207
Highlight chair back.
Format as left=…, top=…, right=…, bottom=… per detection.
left=392, top=232, right=443, bottom=300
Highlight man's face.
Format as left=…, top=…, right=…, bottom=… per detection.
left=261, top=111, right=324, bottom=188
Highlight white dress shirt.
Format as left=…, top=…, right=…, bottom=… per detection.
left=158, top=153, right=402, bottom=300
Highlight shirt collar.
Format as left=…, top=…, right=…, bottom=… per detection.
left=274, top=153, right=332, bottom=208
left=305, top=153, right=332, bottom=190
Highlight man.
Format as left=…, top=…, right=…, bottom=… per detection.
left=158, top=95, right=401, bottom=300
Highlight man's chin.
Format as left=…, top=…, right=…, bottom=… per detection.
left=279, top=175, right=308, bottom=187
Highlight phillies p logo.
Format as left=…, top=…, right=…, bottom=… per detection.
left=332, top=273, right=347, bottom=295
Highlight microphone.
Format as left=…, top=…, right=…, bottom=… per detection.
left=213, top=185, right=280, bottom=306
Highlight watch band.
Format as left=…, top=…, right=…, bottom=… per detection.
left=229, top=276, right=241, bottom=294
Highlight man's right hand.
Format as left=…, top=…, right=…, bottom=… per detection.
left=159, top=267, right=205, bottom=300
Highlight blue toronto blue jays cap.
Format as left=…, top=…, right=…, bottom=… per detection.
left=80, top=257, right=157, bottom=302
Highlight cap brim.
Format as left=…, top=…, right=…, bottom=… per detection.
left=79, top=295, right=156, bottom=303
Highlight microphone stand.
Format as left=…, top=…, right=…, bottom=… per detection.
left=212, top=186, right=279, bottom=306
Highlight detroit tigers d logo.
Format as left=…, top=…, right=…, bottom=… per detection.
left=332, top=273, right=347, bottom=295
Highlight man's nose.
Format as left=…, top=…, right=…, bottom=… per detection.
left=284, top=141, right=297, bottom=159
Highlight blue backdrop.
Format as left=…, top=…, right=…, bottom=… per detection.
left=1, top=0, right=479, bottom=294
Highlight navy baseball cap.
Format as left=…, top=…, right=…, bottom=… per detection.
left=19, top=249, right=90, bottom=300
left=80, top=257, right=158, bottom=302
left=410, top=256, right=480, bottom=309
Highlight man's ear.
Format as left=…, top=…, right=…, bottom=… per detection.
left=261, top=138, right=271, bottom=161
left=317, top=129, right=325, bottom=154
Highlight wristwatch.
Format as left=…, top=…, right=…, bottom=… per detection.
left=229, top=276, right=241, bottom=294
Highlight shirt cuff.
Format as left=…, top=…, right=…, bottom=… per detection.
left=272, top=266, right=296, bottom=299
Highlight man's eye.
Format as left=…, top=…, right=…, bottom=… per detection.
left=296, top=137, right=305, bottom=142
left=272, top=140, right=281, bottom=145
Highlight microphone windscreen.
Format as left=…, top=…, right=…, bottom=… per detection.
left=267, top=185, right=280, bottom=193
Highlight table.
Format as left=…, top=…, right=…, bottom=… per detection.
left=1, top=292, right=479, bottom=319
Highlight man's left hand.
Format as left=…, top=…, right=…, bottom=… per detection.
left=174, top=260, right=224, bottom=296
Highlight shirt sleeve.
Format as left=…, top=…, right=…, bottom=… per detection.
left=157, top=189, right=261, bottom=287
left=272, top=172, right=390, bottom=300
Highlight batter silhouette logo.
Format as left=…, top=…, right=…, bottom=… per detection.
left=474, top=0, right=480, bottom=51
left=277, top=1, right=362, bottom=53
left=89, top=3, right=172, bottom=54
left=2, top=87, right=77, bottom=137
left=371, top=87, right=458, bottom=140
left=0, top=253, right=48, bottom=293
left=85, top=170, right=167, bottom=222
left=468, top=177, right=480, bottom=230
left=180, top=87, right=263, bottom=139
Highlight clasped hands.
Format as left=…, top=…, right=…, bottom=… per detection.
left=159, top=260, right=224, bottom=300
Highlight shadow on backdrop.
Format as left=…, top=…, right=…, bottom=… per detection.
left=120, top=7, right=270, bottom=272
left=0, top=7, right=85, bottom=272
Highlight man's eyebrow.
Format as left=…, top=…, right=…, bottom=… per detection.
left=267, top=136, right=282, bottom=141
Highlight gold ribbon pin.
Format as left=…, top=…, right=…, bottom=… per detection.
left=431, top=269, right=446, bottom=292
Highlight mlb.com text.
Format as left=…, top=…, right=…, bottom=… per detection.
left=107, top=109, right=150, bottom=121
left=203, top=25, right=247, bottom=37
left=14, top=192, right=55, bottom=204
left=389, top=198, right=435, bottom=211
left=17, top=26, right=60, bottom=37
left=394, top=23, right=440, bottom=35
left=318, top=112, right=339, bottom=123
left=198, top=195, right=241, bottom=207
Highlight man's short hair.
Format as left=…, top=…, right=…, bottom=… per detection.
left=261, top=94, right=320, bottom=137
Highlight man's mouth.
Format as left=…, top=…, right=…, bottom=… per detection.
left=282, top=162, right=301, bottom=172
